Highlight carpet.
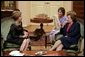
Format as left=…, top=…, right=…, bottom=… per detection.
left=30, top=36, right=50, bottom=46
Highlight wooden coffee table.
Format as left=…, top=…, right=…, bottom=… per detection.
left=3, top=50, right=67, bottom=56
left=22, top=50, right=67, bottom=56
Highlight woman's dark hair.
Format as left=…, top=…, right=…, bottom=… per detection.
left=58, top=7, right=65, bottom=16
left=67, top=11, right=77, bottom=22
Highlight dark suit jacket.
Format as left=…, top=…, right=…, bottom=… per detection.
left=60, top=21, right=81, bottom=44
left=6, top=22, right=29, bottom=45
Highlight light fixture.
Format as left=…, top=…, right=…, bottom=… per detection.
left=45, top=2, right=50, bottom=4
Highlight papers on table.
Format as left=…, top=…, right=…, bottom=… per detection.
left=9, top=50, right=24, bottom=56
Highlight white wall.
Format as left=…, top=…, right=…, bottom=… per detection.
left=17, top=1, right=31, bottom=27
left=17, top=1, right=73, bottom=27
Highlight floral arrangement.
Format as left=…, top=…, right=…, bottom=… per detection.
left=34, top=14, right=50, bottom=19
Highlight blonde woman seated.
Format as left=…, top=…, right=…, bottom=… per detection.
left=49, top=11, right=81, bottom=51
left=7, top=9, right=30, bottom=51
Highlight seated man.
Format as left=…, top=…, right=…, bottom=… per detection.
left=49, top=11, right=81, bottom=51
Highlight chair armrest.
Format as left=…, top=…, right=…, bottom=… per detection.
left=55, top=34, right=63, bottom=41
left=68, top=44, right=78, bottom=51
left=79, top=38, right=84, bottom=52
left=70, top=45, right=78, bottom=48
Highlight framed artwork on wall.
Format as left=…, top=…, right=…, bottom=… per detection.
left=1, top=1, right=16, bottom=10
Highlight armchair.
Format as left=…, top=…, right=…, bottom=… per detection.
left=1, top=17, right=31, bottom=51
left=51, top=21, right=84, bottom=56
left=64, top=21, right=84, bottom=56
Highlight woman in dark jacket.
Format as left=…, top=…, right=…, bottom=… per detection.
left=7, top=10, right=30, bottom=51
left=49, top=11, right=81, bottom=51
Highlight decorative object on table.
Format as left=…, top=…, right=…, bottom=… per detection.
left=31, top=14, right=53, bottom=23
left=35, top=51, right=47, bottom=56
left=34, top=14, right=50, bottom=19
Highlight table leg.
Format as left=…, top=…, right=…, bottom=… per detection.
left=45, top=36, right=47, bottom=48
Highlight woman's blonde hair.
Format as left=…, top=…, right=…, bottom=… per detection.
left=67, top=11, right=77, bottom=22
left=12, top=9, right=21, bottom=21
